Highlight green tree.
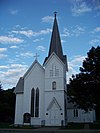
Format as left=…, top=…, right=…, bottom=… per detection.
left=0, top=87, right=15, bottom=122
left=0, top=81, right=3, bottom=91
left=68, top=46, right=100, bottom=114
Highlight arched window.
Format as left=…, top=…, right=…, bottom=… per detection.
left=52, top=81, right=56, bottom=90
left=35, top=88, right=39, bottom=117
left=31, top=88, right=35, bottom=117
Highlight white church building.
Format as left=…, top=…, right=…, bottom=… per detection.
left=14, top=13, right=95, bottom=126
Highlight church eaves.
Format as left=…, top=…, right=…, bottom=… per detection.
left=43, top=12, right=67, bottom=70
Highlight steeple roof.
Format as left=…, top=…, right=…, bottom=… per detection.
left=48, top=12, right=63, bottom=60
left=43, top=13, right=68, bottom=71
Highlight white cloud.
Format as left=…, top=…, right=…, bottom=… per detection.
left=12, top=30, right=33, bottom=37
left=0, top=64, right=28, bottom=89
left=72, top=55, right=85, bottom=63
left=0, top=64, right=27, bottom=69
left=13, top=25, right=28, bottom=30
left=20, top=52, right=34, bottom=58
left=10, top=64, right=27, bottom=68
left=70, top=0, right=100, bottom=16
left=7, top=58, right=19, bottom=64
left=67, top=66, right=78, bottom=83
left=42, top=16, right=54, bottom=23
left=38, top=28, right=52, bottom=35
left=0, top=54, right=8, bottom=59
left=12, top=28, right=52, bottom=38
left=36, top=45, right=46, bottom=52
left=61, top=28, right=70, bottom=37
left=0, top=36, right=24, bottom=44
left=15, top=25, right=21, bottom=28
left=69, top=55, right=85, bottom=67
left=0, top=48, right=7, bottom=53
left=61, top=39, right=66, bottom=43
left=9, top=9, right=19, bottom=15
left=67, top=55, right=85, bottom=82
left=0, top=66, right=9, bottom=69
left=73, top=25, right=85, bottom=36
left=10, top=45, right=18, bottom=49
left=62, top=25, right=85, bottom=38
left=89, top=38, right=100, bottom=45
left=33, top=38, right=44, bottom=42
left=33, top=39, right=40, bottom=42
left=92, top=27, right=100, bottom=33
left=0, top=48, right=8, bottom=59
left=71, top=1, right=92, bottom=16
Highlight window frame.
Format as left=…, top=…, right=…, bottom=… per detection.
left=52, top=81, right=56, bottom=90
left=31, top=88, right=35, bottom=117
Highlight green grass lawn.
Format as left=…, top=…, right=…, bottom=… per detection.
left=0, top=122, right=84, bottom=129
left=0, top=123, right=12, bottom=128
left=61, top=123, right=84, bottom=129
left=1, top=122, right=100, bottom=129
left=61, top=122, right=100, bottom=130
left=89, top=123, right=100, bottom=129
left=0, top=122, right=36, bottom=129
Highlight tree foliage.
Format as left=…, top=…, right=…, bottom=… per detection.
left=68, top=46, right=100, bottom=112
left=0, top=87, right=15, bottom=122
left=0, top=81, right=3, bottom=91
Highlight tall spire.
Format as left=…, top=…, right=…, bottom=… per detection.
left=48, top=12, right=63, bottom=60
left=43, top=13, right=67, bottom=70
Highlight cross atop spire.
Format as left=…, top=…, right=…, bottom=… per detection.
left=34, top=53, right=39, bottom=61
left=54, top=11, right=57, bottom=18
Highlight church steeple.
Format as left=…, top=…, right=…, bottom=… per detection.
left=48, top=12, right=63, bottom=60
left=43, top=13, right=68, bottom=71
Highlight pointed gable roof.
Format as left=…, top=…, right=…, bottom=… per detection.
left=14, top=60, right=44, bottom=94
left=23, top=59, right=44, bottom=78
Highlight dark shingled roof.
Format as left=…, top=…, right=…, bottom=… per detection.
left=14, top=77, right=24, bottom=94
left=43, top=13, right=67, bottom=68
left=48, top=14, right=63, bottom=60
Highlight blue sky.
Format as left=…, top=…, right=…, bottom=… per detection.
left=0, top=0, right=100, bottom=89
